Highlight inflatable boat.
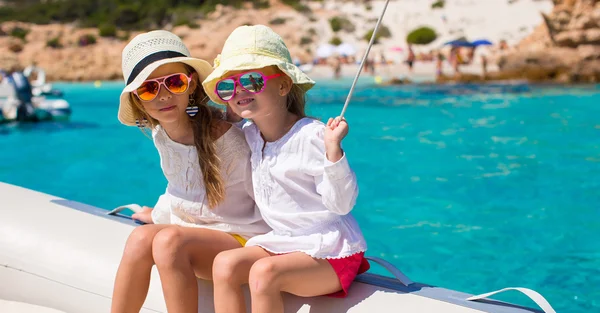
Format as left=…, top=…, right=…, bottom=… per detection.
left=0, top=182, right=556, bottom=313
left=23, top=65, right=64, bottom=98
left=0, top=81, right=70, bottom=123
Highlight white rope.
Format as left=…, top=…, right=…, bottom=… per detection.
left=106, top=204, right=143, bottom=215
left=467, top=287, right=557, bottom=313
left=364, top=256, right=414, bottom=286
left=339, top=0, right=391, bottom=119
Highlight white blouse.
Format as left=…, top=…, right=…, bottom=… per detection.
left=242, top=118, right=367, bottom=259
left=150, top=125, right=271, bottom=239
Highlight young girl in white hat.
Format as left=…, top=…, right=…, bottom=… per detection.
left=203, top=25, right=369, bottom=313
left=111, top=30, right=270, bottom=313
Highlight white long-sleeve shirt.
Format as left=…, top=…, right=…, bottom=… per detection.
left=242, top=118, right=367, bottom=258
left=150, top=125, right=271, bottom=239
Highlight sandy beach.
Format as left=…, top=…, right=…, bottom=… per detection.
left=0, top=0, right=564, bottom=81
left=305, top=61, right=498, bottom=82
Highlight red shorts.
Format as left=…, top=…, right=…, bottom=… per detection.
left=325, top=252, right=370, bottom=298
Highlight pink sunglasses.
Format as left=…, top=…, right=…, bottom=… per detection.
left=133, top=73, right=193, bottom=102
left=215, top=71, right=283, bottom=102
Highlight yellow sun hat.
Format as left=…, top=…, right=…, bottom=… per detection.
left=202, top=24, right=315, bottom=105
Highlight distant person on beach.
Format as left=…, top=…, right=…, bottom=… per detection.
left=368, top=57, right=375, bottom=75
left=331, top=56, right=342, bottom=79
left=405, top=44, right=415, bottom=72
left=248, top=74, right=260, bottom=90
left=363, top=57, right=372, bottom=75
left=449, top=47, right=462, bottom=75
left=203, top=25, right=369, bottom=313
left=481, top=54, right=488, bottom=79
left=467, top=47, right=476, bottom=64
left=110, top=30, right=269, bottom=313
left=436, top=51, right=445, bottom=78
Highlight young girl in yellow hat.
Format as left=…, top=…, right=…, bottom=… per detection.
left=111, top=30, right=269, bottom=313
left=203, top=25, right=369, bottom=313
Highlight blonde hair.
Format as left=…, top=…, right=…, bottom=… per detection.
left=286, top=84, right=307, bottom=117
left=129, top=65, right=225, bottom=208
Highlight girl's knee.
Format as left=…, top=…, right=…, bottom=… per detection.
left=212, top=251, right=245, bottom=285
left=248, top=259, right=279, bottom=294
left=151, top=227, right=186, bottom=267
left=122, top=226, right=155, bottom=261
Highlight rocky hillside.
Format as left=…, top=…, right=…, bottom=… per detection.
left=0, top=0, right=560, bottom=82
left=0, top=2, right=318, bottom=81
left=497, top=0, right=600, bottom=83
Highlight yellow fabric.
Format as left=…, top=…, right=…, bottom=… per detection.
left=231, top=234, right=247, bottom=246
left=202, top=25, right=315, bottom=105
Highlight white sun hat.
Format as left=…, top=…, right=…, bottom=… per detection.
left=118, top=30, right=213, bottom=126
left=202, top=25, right=315, bottom=105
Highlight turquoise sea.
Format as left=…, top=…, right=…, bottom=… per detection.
left=1, top=79, right=599, bottom=313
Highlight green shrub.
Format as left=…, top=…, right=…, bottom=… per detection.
left=431, top=1, right=445, bottom=9
left=406, top=26, right=437, bottom=45
left=252, top=0, right=270, bottom=9
left=170, top=7, right=202, bottom=29
left=300, top=36, right=313, bottom=45
left=329, top=36, right=342, bottom=46
left=269, top=17, right=286, bottom=25
left=281, top=0, right=310, bottom=13
left=362, top=25, right=391, bottom=44
left=10, top=27, right=29, bottom=40
left=117, top=31, right=130, bottom=41
left=46, top=36, right=63, bottom=48
left=329, top=16, right=355, bottom=33
left=78, top=34, right=97, bottom=46
left=99, top=24, right=117, bottom=37
left=115, top=4, right=141, bottom=29
left=0, top=1, right=274, bottom=30
left=329, top=17, right=342, bottom=32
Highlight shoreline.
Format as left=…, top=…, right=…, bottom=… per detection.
left=0, top=0, right=554, bottom=83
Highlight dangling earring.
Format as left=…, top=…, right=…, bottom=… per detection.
left=186, top=96, right=198, bottom=117
left=135, top=118, right=148, bottom=128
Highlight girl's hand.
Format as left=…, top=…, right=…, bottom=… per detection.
left=324, top=116, right=348, bottom=162
left=132, top=206, right=154, bottom=224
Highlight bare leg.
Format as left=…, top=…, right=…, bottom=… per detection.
left=151, top=226, right=246, bottom=313
left=111, top=224, right=170, bottom=313
left=249, top=252, right=342, bottom=313
left=212, top=246, right=271, bottom=313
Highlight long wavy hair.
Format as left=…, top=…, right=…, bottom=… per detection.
left=285, top=83, right=307, bottom=118
left=128, top=64, right=225, bottom=208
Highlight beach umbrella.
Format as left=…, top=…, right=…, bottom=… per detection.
left=444, top=39, right=475, bottom=47
left=336, top=43, right=357, bottom=56
left=471, top=39, right=493, bottom=46
left=316, top=43, right=336, bottom=58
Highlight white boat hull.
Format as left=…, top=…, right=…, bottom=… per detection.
left=0, top=182, right=545, bottom=313
left=0, top=84, right=70, bottom=123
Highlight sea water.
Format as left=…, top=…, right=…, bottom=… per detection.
left=1, top=79, right=598, bottom=313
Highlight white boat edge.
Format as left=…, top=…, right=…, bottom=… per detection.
left=0, top=182, right=550, bottom=313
